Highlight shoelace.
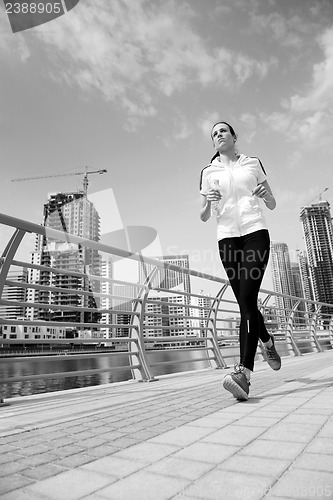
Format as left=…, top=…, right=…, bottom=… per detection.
left=266, top=345, right=277, bottom=359
left=233, top=363, right=245, bottom=374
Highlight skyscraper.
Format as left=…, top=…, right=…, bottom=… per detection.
left=0, top=268, right=28, bottom=320
left=297, top=250, right=314, bottom=315
left=270, top=242, right=295, bottom=325
left=28, top=192, right=101, bottom=328
left=138, top=255, right=192, bottom=340
left=138, top=255, right=191, bottom=295
left=300, top=202, right=333, bottom=309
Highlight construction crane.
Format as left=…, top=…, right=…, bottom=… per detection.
left=11, top=168, right=107, bottom=196
left=308, top=187, right=329, bottom=205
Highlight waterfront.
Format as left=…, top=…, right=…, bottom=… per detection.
left=0, top=350, right=211, bottom=399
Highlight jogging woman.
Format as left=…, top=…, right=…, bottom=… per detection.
left=200, top=121, right=281, bottom=401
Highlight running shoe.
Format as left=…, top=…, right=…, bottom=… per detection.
left=265, top=334, right=281, bottom=371
left=222, top=364, right=250, bottom=401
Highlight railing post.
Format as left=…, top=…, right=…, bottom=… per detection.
left=0, top=229, right=26, bottom=406
left=310, top=305, right=323, bottom=353
left=329, top=315, right=333, bottom=348
left=205, top=284, right=228, bottom=369
left=286, top=300, right=302, bottom=356
left=128, top=262, right=156, bottom=382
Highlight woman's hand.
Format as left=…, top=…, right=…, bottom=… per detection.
left=252, top=181, right=276, bottom=210
left=252, top=184, right=268, bottom=199
left=206, top=188, right=222, bottom=202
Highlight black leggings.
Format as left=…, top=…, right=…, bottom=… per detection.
left=218, top=229, right=271, bottom=371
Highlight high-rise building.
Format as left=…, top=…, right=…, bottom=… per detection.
left=270, top=242, right=295, bottom=325
left=138, top=255, right=192, bottom=341
left=189, top=291, right=212, bottom=336
left=138, top=255, right=191, bottom=296
left=300, top=202, right=333, bottom=318
left=0, top=268, right=28, bottom=320
left=27, top=192, right=101, bottom=328
left=99, top=255, right=114, bottom=339
left=297, top=250, right=314, bottom=305
left=290, top=262, right=306, bottom=323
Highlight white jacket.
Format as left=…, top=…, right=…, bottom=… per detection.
left=200, top=154, right=268, bottom=240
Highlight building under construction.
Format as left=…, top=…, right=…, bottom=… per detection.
left=26, top=191, right=102, bottom=328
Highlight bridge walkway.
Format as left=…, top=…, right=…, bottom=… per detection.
left=1, top=352, right=333, bottom=499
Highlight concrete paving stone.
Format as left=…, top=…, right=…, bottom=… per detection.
left=0, top=451, right=23, bottom=464
left=145, top=456, right=215, bottom=481
left=52, top=452, right=96, bottom=469
left=46, top=436, right=77, bottom=448
left=202, top=424, right=265, bottom=447
left=109, top=436, right=140, bottom=449
left=232, top=415, right=282, bottom=428
left=84, top=444, right=119, bottom=458
left=89, top=426, right=114, bottom=436
left=304, top=437, right=333, bottom=455
left=317, top=421, right=333, bottom=438
left=39, top=431, right=66, bottom=441
left=17, top=453, right=59, bottom=468
left=100, top=430, right=126, bottom=442
left=0, top=461, right=28, bottom=477
left=149, top=425, right=214, bottom=447
left=295, top=407, right=333, bottom=416
left=0, top=443, right=21, bottom=453
left=0, top=474, right=34, bottom=496
left=259, top=422, right=321, bottom=443
left=292, top=452, right=333, bottom=473
left=0, top=489, right=50, bottom=500
left=239, top=438, right=305, bottom=460
left=65, top=429, right=95, bottom=439
left=301, top=402, right=333, bottom=412
left=149, top=423, right=178, bottom=433
left=132, top=429, right=163, bottom=440
left=96, top=470, right=190, bottom=500
left=77, top=436, right=106, bottom=449
left=216, top=453, right=290, bottom=477
left=188, top=415, right=235, bottom=429
left=282, top=413, right=329, bottom=425
left=16, top=436, right=47, bottom=447
left=112, top=441, right=179, bottom=464
left=173, top=442, right=239, bottom=464
left=51, top=444, right=86, bottom=458
left=270, top=468, right=333, bottom=499
left=80, top=455, right=147, bottom=478
left=23, top=468, right=117, bottom=500
left=183, top=468, right=273, bottom=500
left=20, top=463, right=66, bottom=480
left=14, top=444, right=52, bottom=457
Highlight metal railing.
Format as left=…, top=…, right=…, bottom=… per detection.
left=0, top=212, right=332, bottom=402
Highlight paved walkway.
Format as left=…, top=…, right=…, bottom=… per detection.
left=0, top=351, right=333, bottom=500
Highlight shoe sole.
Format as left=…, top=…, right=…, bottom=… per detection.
left=267, top=361, right=281, bottom=371
left=223, top=375, right=248, bottom=401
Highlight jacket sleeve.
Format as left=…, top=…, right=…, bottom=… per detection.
left=199, top=167, right=210, bottom=195
left=256, top=158, right=267, bottom=184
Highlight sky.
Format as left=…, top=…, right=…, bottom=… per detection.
left=1, top=0, right=333, bottom=293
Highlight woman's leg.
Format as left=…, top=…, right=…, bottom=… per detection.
left=219, top=230, right=271, bottom=372
left=236, top=230, right=270, bottom=371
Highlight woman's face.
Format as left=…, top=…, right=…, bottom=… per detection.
left=211, top=123, right=235, bottom=153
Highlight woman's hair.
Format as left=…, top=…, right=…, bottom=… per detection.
left=210, top=121, right=237, bottom=140
left=210, top=121, right=238, bottom=162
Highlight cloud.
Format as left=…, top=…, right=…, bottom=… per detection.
left=1, top=0, right=273, bottom=125
left=0, top=13, right=30, bottom=62
left=263, top=27, right=333, bottom=149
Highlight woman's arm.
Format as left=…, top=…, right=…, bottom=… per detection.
left=200, top=194, right=211, bottom=222
left=252, top=180, right=276, bottom=210
left=200, top=189, right=222, bottom=221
